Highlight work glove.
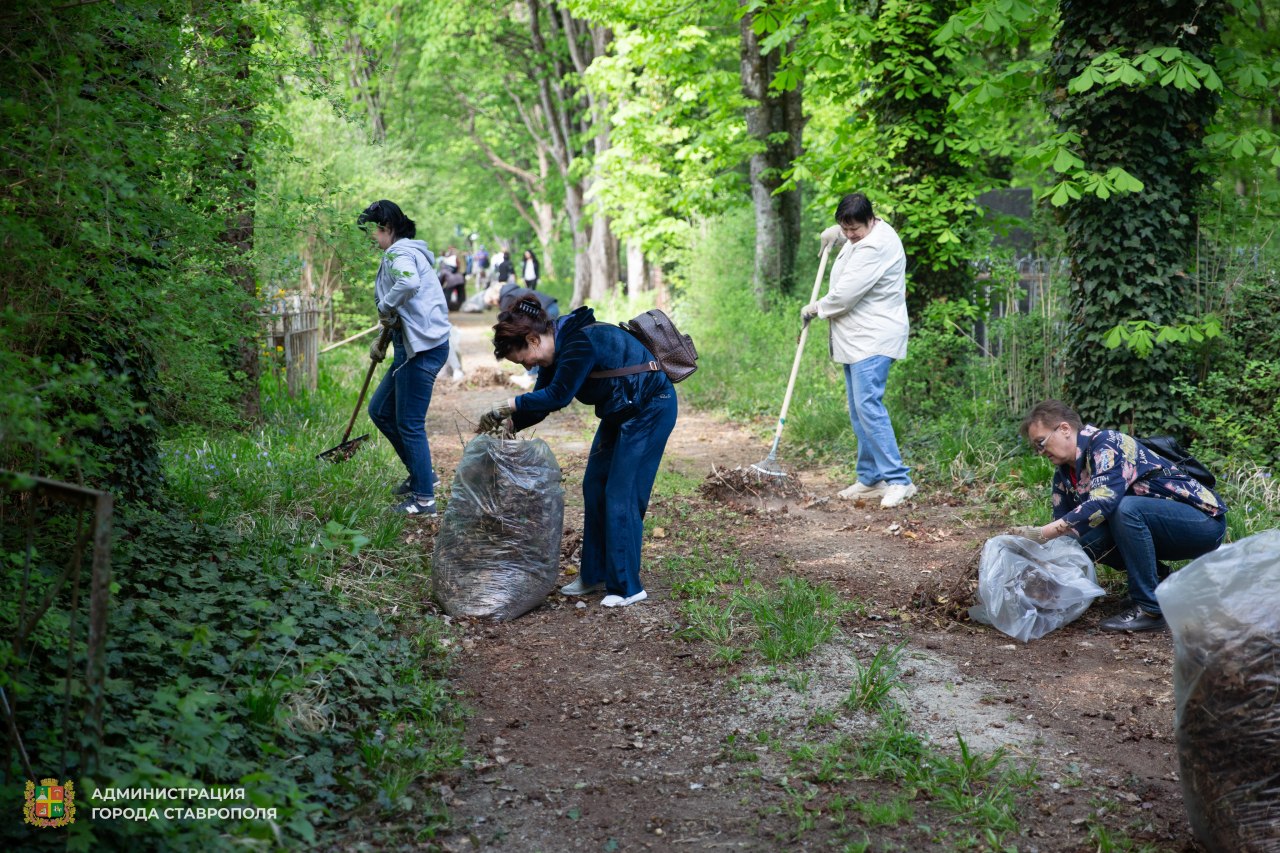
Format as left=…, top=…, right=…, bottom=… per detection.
left=369, top=331, right=390, bottom=364
left=378, top=309, right=401, bottom=330
left=477, top=400, right=516, bottom=435
left=818, top=224, right=846, bottom=257
left=801, top=302, right=821, bottom=322
left=1008, top=525, right=1050, bottom=544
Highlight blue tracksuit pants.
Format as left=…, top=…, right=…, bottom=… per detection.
left=578, top=390, right=678, bottom=597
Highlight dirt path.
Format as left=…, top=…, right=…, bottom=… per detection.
left=415, top=311, right=1191, bottom=852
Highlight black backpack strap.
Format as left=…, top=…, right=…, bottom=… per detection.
left=589, top=361, right=661, bottom=379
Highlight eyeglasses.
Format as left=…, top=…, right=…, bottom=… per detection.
left=1033, top=435, right=1049, bottom=454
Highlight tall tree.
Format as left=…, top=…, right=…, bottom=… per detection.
left=1050, top=0, right=1224, bottom=431
left=739, top=0, right=806, bottom=304
left=397, top=0, right=618, bottom=304
left=575, top=2, right=754, bottom=283
left=526, top=0, right=618, bottom=304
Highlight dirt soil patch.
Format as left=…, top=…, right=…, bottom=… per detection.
left=400, top=312, right=1196, bottom=851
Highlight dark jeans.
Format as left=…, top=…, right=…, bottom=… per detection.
left=1076, top=495, right=1227, bottom=615
left=579, top=390, right=678, bottom=597
left=368, top=336, right=449, bottom=500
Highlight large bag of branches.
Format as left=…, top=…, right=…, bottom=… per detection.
left=432, top=435, right=565, bottom=621
left=1156, top=529, right=1280, bottom=853
left=969, top=535, right=1105, bottom=642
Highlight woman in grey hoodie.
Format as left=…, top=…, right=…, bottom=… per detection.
left=358, top=200, right=453, bottom=515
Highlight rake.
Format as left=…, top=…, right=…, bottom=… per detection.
left=317, top=326, right=393, bottom=464
left=751, top=243, right=834, bottom=478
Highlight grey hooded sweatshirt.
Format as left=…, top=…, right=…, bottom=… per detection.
left=375, top=238, right=451, bottom=358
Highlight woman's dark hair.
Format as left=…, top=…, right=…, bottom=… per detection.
left=357, top=200, right=416, bottom=239
left=1020, top=399, right=1085, bottom=438
left=492, top=296, right=554, bottom=360
left=835, top=192, right=874, bottom=225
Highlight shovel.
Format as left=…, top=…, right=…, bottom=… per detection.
left=317, top=326, right=393, bottom=464
left=751, top=242, right=834, bottom=478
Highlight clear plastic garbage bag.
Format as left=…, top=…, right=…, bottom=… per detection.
left=1155, top=528, right=1280, bottom=853
left=432, top=435, right=565, bottom=621
left=969, top=535, right=1105, bottom=642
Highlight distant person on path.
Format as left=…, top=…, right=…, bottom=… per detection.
left=521, top=249, right=541, bottom=290
left=805, top=191, right=916, bottom=509
left=439, top=266, right=467, bottom=312
left=479, top=296, right=678, bottom=607
left=473, top=244, right=490, bottom=288
left=494, top=249, right=514, bottom=286
left=359, top=199, right=452, bottom=516
left=439, top=245, right=461, bottom=275
left=487, top=282, right=560, bottom=390
left=1013, top=399, right=1228, bottom=632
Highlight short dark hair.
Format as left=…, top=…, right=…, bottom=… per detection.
left=492, top=296, right=554, bottom=360
left=1020, top=399, right=1084, bottom=439
left=835, top=192, right=874, bottom=225
left=357, top=200, right=416, bottom=240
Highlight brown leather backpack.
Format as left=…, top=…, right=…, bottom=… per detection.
left=588, top=309, right=699, bottom=384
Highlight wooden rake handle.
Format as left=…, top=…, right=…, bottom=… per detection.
left=341, top=326, right=393, bottom=444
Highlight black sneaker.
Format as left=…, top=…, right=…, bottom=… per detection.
left=392, top=473, right=440, bottom=496
left=391, top=497, right=437, bottom=517
left=1100, top=606, right=1166, bottom=633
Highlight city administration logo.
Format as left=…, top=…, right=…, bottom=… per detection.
left=24, top=778, right=76, bottom=828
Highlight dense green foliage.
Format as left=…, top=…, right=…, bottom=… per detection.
left=1052, top=0, right=1224, bottom=432
left=2, top=353, right=464, bottom=850
left=0, top=1, right=269, bottom=497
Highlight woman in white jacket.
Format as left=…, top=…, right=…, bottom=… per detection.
left=804, top=192, right=917, bottom=509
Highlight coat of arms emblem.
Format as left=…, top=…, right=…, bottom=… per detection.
left=24, top=778, right=76, bottom=828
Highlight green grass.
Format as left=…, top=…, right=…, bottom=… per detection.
left=659, top=538, right=852, bottom=666
left=736, top=576, right=848, bottom=663
left=755, top=704, right=1038, bottom=848
left=844, top=642, right=907, bottom=713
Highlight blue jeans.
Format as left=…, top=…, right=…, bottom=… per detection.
left=1076, top=496, right=1226, bottom=616
left=579, top=390, right=678, bottom=597
left=368, top=335, right=449, bottom=500
left=843, top=356, right=910, bottom=486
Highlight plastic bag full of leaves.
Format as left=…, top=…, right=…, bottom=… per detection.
left=969, top=535, right=1104, bottom=642
left=431, top=435, right=565, bottom=621
left=1156, top=528, right=1280, bottom=853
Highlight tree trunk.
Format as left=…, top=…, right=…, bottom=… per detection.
left=865, top=0, right=972, bottom=312
left=740, top=4, right=805, bottom=308
left=222, top=19, right=259, bottom=422
left=564, top=181, right=591, bottom=307
left=586, top=207, right=619, bottom=301
left=1050, top=0, right=1223, bottom=432
left=625, top=240, right=650, bottom=293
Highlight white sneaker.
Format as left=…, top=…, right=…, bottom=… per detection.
left=838, top=480, right=888, bottom=500
left=601, top=590, right=648, bottom=607
left=559, top=577, right=605, bottom=596
left=879, top=483, right=918, bottom=508
left=510, top=373, right=536, bottom=390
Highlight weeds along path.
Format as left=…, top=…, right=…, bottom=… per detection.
left=412, top=311, right=1192, bottom=851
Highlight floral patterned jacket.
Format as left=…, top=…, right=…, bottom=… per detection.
left=1051, top=425, right=1227, bottom=533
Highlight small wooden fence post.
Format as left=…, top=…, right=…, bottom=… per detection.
left=262, top=294, right=319, bottom=396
